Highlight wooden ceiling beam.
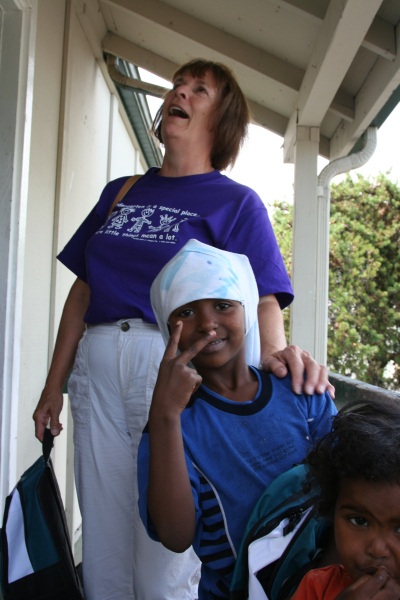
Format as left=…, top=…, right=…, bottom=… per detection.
left=283, top=0, right=383, bottom=162
left=102, top=0, right=303, bottom=92
left=280, top=0, right=396, bottom=59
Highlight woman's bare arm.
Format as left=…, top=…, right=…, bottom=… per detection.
left=258, top=294, right=335, bottom=398
left=33, top=277, right=90, bottom=440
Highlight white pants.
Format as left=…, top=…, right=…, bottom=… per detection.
left=68, top=319, right=200, bottom=600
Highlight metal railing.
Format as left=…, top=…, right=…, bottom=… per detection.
left=329, top=372, right=400, bottom=409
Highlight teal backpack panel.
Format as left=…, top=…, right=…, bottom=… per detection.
left=18, top=456, right=60, bottom=571
left=230, top=464, right=331, bottom=600
left=0, top=430, right=85, bottom=600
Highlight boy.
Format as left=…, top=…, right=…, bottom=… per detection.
left=291, top=398, right=400, bottom=600
left=138, top=239, right=337, bottom=599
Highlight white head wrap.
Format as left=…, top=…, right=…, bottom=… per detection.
left=150, top=239, right=261, bottom=366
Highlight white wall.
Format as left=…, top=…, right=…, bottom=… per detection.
left=0, top=0, right=39, bottom=506
left=109, top=93, right=147, bottom=179
left=17, top=0, right=66, bottom=478
left=1, top=0, right=147, bottom=533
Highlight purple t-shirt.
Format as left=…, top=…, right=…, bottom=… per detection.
left=57, top=168, right=293, bottom=324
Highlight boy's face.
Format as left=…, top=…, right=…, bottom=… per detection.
left=168, top=298, right=246, bottom=370
left=334, top=478, right=400, bottom=583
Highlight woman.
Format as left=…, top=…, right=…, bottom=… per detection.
left=33, top=59, right=333, bottom=600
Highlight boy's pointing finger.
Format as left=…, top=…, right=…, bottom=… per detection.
left=181, top=331, right=217, bottom=363
left=164, top=321, right=183, bottom=358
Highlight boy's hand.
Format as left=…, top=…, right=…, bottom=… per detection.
left=151, top=322, right=216, bottom=415
left=336, top=567, right=400, bottom=600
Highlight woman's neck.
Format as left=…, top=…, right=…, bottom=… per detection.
left=158, top=149, right=214, bottom=178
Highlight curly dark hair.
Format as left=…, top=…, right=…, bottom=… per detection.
left=152, top=58, right=250, bottom=171
left=305, top=398, right=400, bottom=516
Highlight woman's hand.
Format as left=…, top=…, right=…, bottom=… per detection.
left=32, top=277, right=90, bottom=442
left=262, top=345, right=335, bottom=398
left=33, top=386, right=64, bottom=441
left=257, top=295, right=335, bottom=398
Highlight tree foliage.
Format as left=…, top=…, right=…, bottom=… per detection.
left=272, top=173, right=400, bottom=390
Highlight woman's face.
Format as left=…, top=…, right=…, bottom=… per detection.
left=161, top=70, right=220, bottom=156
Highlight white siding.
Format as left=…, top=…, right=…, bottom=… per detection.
left=1, top=0, right=146, bottom=541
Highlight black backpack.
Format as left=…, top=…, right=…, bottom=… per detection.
left=0, top=430, right=84, bottom=599
left=230, top=464, right=331, bottom=600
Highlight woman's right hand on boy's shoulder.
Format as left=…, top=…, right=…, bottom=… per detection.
left=151, top=322, right=215, bottom=416
left=336, top=567, right=400, bottom=600
left=33, top=385, right=64, bottom=442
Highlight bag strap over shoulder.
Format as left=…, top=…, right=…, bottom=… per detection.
left=107, top=174, right=142, bottom=218
left=43, top=428, right=54, bottom=463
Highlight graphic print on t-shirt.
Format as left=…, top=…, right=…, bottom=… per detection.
left=98, top=202, right=199, bottom=243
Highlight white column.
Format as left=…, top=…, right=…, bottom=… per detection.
left=0, top=0, right=35, bottom=507
left=290, top=126, right=323, bottom=361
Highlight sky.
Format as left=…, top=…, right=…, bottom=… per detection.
left=227, top=107, right=400, bottom=208
left=142, top=68, right=400, bottom=209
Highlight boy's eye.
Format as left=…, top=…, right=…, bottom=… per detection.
left=215, top=302, right=232, bottom=311
left=349, top=516, right=368, bottom=527
left=177, top=308, right=194, bottom=318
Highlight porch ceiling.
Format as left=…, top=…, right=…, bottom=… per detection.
left=98, top=0, right=400, bottom=162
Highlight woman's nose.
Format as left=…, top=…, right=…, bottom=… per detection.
left=175, top=85, right=187, bottom=99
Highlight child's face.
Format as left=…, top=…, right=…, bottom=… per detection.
left=334, top=478, right=400, bottom=583
left=168, top=298, right=246, bottom=370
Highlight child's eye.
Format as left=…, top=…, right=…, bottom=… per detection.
left=177, top=308, right=194, bottom=318
left=349, top=516, right=368, bottom=527
left=215, top=302, right=232, bottom=311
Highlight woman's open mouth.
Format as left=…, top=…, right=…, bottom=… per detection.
left=169, top=106, right=189, bottom=119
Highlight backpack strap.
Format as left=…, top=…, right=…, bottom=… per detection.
left=107, top=174, right=142, bottom=218
left=43, top=428, right=54, bottom=463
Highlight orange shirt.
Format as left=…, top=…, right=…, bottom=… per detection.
left=291, top=565, right=352, bottom=600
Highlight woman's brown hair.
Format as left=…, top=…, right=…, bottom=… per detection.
left=151, top=59, right=251, bottom=171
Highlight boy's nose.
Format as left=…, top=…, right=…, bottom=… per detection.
left=198, top=321, right=218, bottom=334
left=197, top=311, right=218, bottom=333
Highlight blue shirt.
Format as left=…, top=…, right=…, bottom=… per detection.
left=138, top=369, right=337, bottom=599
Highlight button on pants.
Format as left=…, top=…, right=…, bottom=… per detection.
left=68, top=319, right=200, bottom=600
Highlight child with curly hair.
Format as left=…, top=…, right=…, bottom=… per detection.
left=292, top=398, right=400, bottom=600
